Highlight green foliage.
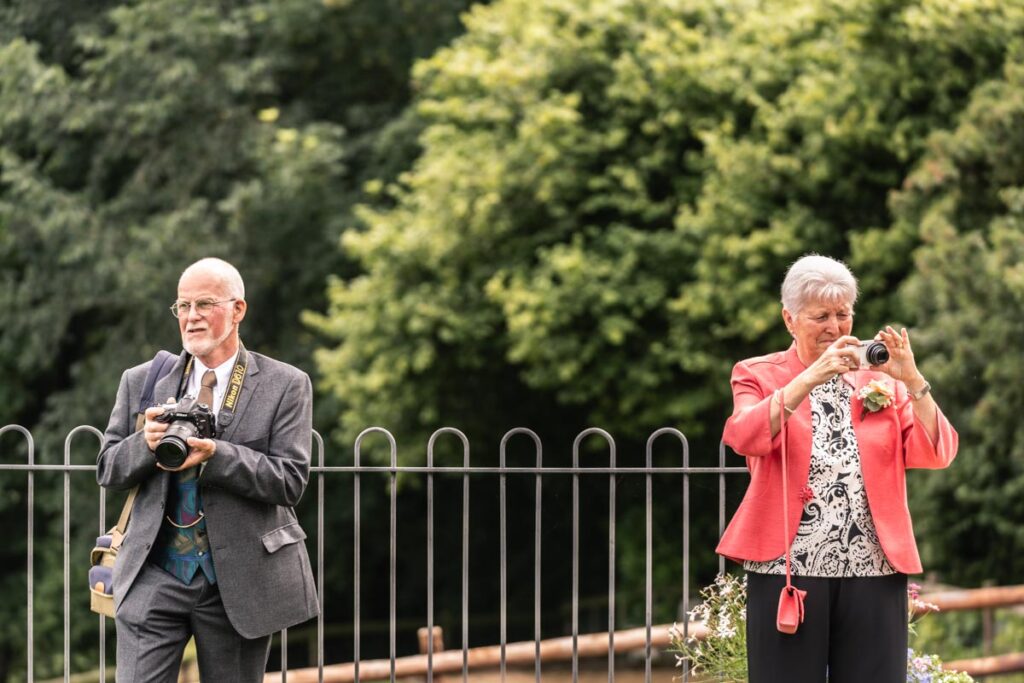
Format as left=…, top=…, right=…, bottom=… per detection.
left=669, top=573, right=748, bottom=682
left=313, top=0, right=1024, bottom=598
left=3, top=0, right=1024, bottom=677
left=0, top=0, right=477, bottom=679
left=315, top=0, right=1024, bottom=448
left=893, top=46, right=1024, bottom=586
left=913, top=604, right=1024, bottom=682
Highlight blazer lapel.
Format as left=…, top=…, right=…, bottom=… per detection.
left=219, top=351, right=260, bottom=441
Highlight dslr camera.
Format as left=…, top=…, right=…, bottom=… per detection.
left=853, top=340, right=890, bottom=368
left=153, top=396, right=216, bottom=468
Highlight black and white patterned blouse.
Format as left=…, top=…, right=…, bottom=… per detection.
left=745, top=375, right=897, bottom=577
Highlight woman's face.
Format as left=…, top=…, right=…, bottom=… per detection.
left=783, top=298, right=854, bottom=363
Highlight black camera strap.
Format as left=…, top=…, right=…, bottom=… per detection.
left=178, top=341, right=250, bottom=437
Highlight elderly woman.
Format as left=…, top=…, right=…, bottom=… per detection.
left=716, top=254, right=958, bottom=682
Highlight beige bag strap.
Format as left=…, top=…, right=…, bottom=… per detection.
left=109, top=486, right=139, bottom=550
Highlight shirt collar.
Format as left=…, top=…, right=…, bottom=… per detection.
left=192, top=349, right=240, bottom=392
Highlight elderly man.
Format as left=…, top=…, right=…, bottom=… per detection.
left=97, top=258, right=319, bottom=682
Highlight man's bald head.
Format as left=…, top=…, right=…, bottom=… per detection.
left=179, top=258, right=245, bottom=301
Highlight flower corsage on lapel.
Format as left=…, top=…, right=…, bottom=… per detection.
left=858, top=379, right=895, bottom=419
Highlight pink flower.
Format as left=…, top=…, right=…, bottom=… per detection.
left=799, top=485, right=815, bottom=504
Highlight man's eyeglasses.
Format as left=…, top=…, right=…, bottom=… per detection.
left=169, top=298, right=237, bottom=318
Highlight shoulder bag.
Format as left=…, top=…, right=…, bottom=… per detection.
left=89, top=350, right=178, bottom=617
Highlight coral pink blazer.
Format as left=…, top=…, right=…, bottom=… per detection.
left=716, top=344, right=958, bottom=575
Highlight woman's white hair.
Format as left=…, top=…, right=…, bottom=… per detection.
left=180, top=258, right=245, bottom=300
left=780, top=254, right=857, bottom=313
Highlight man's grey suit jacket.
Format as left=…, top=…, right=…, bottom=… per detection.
left=97, top=349, right=320, bottom=639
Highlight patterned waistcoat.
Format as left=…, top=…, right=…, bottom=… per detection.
left=149, top=466, right=217, bottom=584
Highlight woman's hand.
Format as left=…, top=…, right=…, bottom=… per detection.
left=801, top=335, right=861, bottom=387
left=873, top=326, right=925, bottom=387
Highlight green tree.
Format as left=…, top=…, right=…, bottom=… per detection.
left=312, top=0, right=1024, bottom=627
left=0, top=0, right=478, bottom=678
left=891, top=46, right=1024, bottom=585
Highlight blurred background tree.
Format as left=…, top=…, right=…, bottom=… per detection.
left=2, top=0, right=1024, bottom=679
left=311, top=0, right=1024, bottom=624
left=0, top=0, right=476, bottom=678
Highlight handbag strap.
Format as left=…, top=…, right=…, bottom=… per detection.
left=109, top=486, right=138, bottom=550
left=775, top=388, right=795, bottom=592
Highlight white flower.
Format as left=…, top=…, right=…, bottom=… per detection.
left=716, top=622, right=737, bottom=639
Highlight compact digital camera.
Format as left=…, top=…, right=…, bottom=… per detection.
left=153, top=396, right=216, bottom=468
left=853, top=340, right=890, bottom=368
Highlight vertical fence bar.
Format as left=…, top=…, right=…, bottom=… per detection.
left=571, top=436, right=580, bottom=683
left=644, top=429, right=688, bottom=683
left=353, top=428, right=397, bottom=683
left=281, top=629, right=288, bottom=682
left=427, top=429, right=470, bottom=683
left=533, top=443, right=542, bottom=683
left=607, top=438, right=616, bottom=683
left=314, top=430, right=325, bottom=683
left=2, top=425, right=35, bottom=683
left=682, top=439, right=692, bottom=683
left=355, top=441, right=361, bottom=683
left=65, top=439, right=72, bottom=683
left=390, top=440, right=397, bottom=683
left=99, top=482, right=107, bottom=681
left=572, top=429, right=616, bottom=683
left=500, top=429, right=543, bottom=683
left=500, top=441, right=507, bottom=683
left=718, top=442, right=726, bottom=575
left=428, top=447, right=435, bottom=683
left=461, top=432, right=471, bottom=683
left=495, top=430, right=544, bottom=679
left=64, top=426, right=104, bottom=683
left=646, top=442, right=652, bottom=683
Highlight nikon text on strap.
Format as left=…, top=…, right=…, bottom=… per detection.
left=176, top=341, right=249, bottom=436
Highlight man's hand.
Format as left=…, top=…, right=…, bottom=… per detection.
left=142, top=399, right=175, bottom=451
left=157, top=437, right=217, bottom=472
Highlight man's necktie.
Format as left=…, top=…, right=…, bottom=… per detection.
left=198, top=370, right=216, bottom=409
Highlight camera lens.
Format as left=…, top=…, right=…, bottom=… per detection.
left=155, top=422, right=197, bottom=468
left=865, top=341, right=890, bottom=366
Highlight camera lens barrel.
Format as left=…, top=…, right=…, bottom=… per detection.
left=155, top=421, right=198, bottom=468
left=865, top=341, right=890, bottom=366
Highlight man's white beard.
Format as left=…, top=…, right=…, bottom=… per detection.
left=183, top=325, right=234, bottom=360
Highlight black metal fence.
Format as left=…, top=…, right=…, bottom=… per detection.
left=0, top=424, right=748, bottom=683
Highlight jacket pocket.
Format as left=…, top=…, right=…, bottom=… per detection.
left=261, top=522, right=307, bottom=554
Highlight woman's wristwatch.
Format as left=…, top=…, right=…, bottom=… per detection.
left=908, top=379, right=932, bottom=401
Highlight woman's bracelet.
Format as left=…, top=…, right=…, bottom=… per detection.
left=772, top=393, right=796, bottom=415
left=908, top=380, right=932, bottom=401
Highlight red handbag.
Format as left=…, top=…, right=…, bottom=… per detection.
left=775, top=388, right=807, bottom=634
